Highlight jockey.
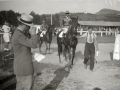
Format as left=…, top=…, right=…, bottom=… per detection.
left=60, top=11, right=72, bottom=37
left=40, top=20, right=48, bottom=37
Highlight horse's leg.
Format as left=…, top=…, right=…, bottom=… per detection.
left=67, top=47, right=72, bottom=70
left=58, top=45, right=62, bottom=63
left=45, top=42, right=48, bottom=54
left=71, top=47, right=76, bottom=65
left=57, top=37, right=62, bottom=63
left=39, top=38, right=43, bottom=53
left=49, top=42, right=51, bottom=54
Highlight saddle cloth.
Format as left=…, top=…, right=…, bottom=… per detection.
left=58, top=27, right=68, bottom=38
left=40, top=31, right=47, bottom=37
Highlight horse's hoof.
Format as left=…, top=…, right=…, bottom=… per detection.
left=72, top=63, right=74, bottom=65
left=70, top=65, right=73, bottom=68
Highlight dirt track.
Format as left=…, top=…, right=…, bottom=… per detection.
left=31, top=43, right=120, bottom=90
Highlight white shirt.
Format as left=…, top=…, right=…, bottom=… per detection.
left=81, top=32, right=97, bottom=43
left=2, top=25, right=10, bottom=33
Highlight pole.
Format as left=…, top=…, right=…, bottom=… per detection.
left=51, top=14, right=52, bottom=25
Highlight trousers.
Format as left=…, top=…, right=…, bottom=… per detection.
left=84, top=42, right=95, bottom=70
left=16, top=75, right=34, bottom=90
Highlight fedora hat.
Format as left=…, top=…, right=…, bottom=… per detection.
left=17, top=13, right=34, bottom=26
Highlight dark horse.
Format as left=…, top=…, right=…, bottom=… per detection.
left=38, top=25, right=54, bottom=54
left=57, top=17, right=79, bottom=71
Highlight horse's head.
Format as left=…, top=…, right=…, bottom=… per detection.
left=69, top=17, right=79, bottom=36
left=46, top=25, right=56, bottom=37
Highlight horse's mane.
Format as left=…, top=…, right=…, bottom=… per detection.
left=46, top=25, right=53, bottom=34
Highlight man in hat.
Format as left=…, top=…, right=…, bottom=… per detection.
left=59, top=11, right=72, bottom=38
left=40, top=20, right=48, bottom=37
left=12, top=13, right=39, bottom=90
left=79, top=27, right=99, bottom=71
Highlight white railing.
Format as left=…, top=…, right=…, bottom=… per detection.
left=77, top=30, right=117, bottom=37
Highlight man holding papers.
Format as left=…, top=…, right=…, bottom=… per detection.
left=79, top=27, right=99, bottom=71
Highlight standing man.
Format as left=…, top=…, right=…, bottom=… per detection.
left=40, top=20, right=48, bottom=37
left=113, top=28, right=120, bottom=60
left=80, top=27, right=99, bottom=71
left=59, top=11, right=72, bottom=38
left=1, top=21, right=11, bottom=52
left=12, top=13, right=39, bottom=90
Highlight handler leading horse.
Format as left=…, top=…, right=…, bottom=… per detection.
left=57, top=17, right=78, bottom=71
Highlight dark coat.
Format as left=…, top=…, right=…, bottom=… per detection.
left=12, top=28, right=39, bottom=75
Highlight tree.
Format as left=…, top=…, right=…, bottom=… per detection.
left=54, top=14, right=60, bottom=27
left=41, top=14, right=46, bottom=21
left=0, top=10, right=19, bottom=26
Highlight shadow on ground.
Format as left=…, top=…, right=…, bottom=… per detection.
left=74, top=51, right=84, bottom=64
left=42, top=66, right=69, bottom=90
left=0, top=74, right=16, bottom=90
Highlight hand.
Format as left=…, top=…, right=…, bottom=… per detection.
left=29, top=26, right=36, bottom=35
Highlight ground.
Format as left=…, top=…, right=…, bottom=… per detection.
left=0, top=36, right=120, bottom=90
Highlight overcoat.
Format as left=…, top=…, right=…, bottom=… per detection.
left=12, top=28, right=39, bottom=75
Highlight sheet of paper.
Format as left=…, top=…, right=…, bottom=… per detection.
left=34, top=53, right=45, bottom=62
left=96, top=51, right=99, bottom=56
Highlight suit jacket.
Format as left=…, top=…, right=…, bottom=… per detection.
left=12, top=28, right=39, bottom=75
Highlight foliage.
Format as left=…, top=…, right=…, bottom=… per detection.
left=0, top=10, right=19, bottom=26
left=0, top=10, right=120, bottom=27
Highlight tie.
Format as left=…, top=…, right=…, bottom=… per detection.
left=89, top=34, right=92, bottom=42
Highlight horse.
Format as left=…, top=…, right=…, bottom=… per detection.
left=57, top=17, right=79, bottom=71
left=38, top=25, right=55, bottom=54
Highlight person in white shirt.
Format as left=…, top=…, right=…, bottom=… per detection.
left=1, top=21, right=11, bottom=51
left=113, top=28, right=120, bottom=60
left=80, top=27, right=99, bottom=71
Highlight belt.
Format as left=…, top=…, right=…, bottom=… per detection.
left=64, top=25, right=69, bottom=26
left=86, top=42, right=94, bottom=44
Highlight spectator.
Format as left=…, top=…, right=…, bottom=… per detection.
left=1, top=21, right=11, bottom=52
left=113, top=28, right=120, bottom=60
left=12, top=13, right=39, bottom=90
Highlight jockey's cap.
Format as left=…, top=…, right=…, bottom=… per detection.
left=65, top=11, right=69, bottom=14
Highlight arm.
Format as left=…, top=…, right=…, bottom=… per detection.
left=94, top=33, right=99, bottom=51
left=79, top=33, right=87, bottom=38
left=18, top=34, right=39, bottom=49
left=1, top=25, right=4, bottom=32
left=94, top=39, right=99, bottom=51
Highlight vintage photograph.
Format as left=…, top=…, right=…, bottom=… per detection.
left=0, top=0, right=120, bottom=90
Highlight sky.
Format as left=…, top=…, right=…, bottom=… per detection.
left=0, top=0, right=120, bottom=15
